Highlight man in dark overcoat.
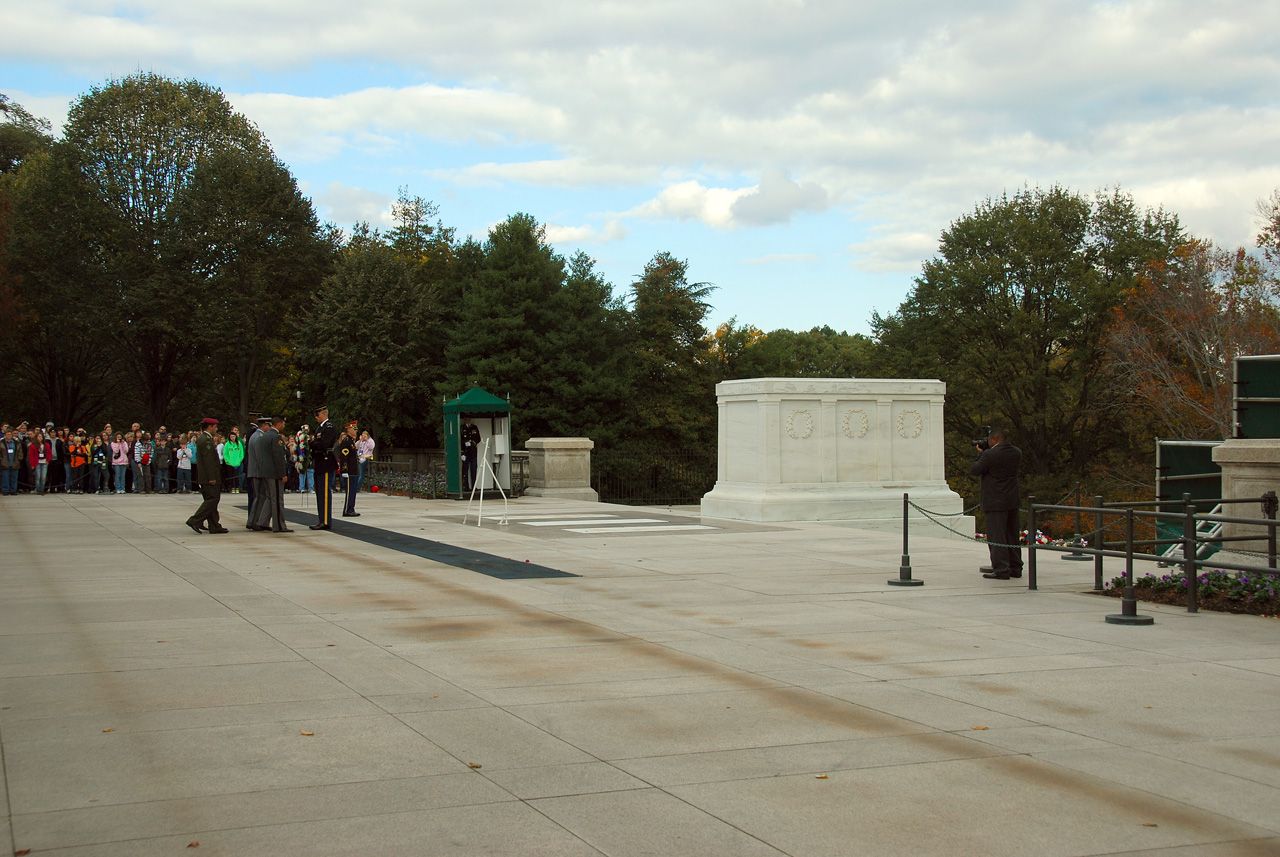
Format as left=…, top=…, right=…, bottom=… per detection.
left=970, top=427, right=1023, bottom=580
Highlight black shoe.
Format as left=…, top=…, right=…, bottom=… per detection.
left=208, top=526, right=230, bottom=534
left=275, top=528, right=294, bottom=533
left=247, top=524, right=269, bottom=531
left=342, top=511, right=360, bottom=517
left=1009, top=571, right=1024, bottom=578
left=186, top=521, right=203, bottom=535
left=309, top=523, right=330, bottom=530
left=983, top=571, right=1011, bottom=580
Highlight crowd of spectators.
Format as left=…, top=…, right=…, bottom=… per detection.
left=0, top=419, right=373, bottom=497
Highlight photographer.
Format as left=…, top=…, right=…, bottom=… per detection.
left=970, top=427, right=1024, bottom=580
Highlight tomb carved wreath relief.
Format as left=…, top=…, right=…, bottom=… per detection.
left=785, top=409, right=814, bottom=440
left=841, top=408, right=869, bottom=439
left=896, top=408, right=923, bottom=439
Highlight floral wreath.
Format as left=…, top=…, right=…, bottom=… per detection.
left=842, top=408, right=869, bottom=439
left=896, top=408, right=923, bottom=439
left=785, top=409, right=814, bottom=440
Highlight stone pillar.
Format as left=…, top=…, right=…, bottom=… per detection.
left=525, top=438, right=598, bottom=502
left=1212, top=439, right=1280, bottom=553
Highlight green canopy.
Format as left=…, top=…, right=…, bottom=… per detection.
left=443, top=387, right=511, bottom=415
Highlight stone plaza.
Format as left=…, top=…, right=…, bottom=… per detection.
left=2, top=490, right=1278, bottom=855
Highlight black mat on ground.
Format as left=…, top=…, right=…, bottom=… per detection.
left=276, top=507, right=577, bottom=579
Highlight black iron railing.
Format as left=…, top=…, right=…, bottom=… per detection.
left=904, top=490, right=1278, bottom=623
left=591, top=447, right=717, bottom=506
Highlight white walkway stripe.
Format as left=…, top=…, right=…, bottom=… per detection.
left=523, top=518, right=666, bottom=527
left=564, top=525, right=718, bottom=534
left=502, top=513, right=619, bottom=520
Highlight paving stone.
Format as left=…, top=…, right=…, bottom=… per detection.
left=2, top=492, right=1278, bottom=854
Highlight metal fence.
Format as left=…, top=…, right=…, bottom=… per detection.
left=591, top=447, right=717, bottom=506
left=364, top=449, right=528, bottom=498
left=363, top=459, right=446, bottom=499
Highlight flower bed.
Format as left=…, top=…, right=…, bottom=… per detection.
left=1101, top=570, right=1280, bottom=617
left=366, top=470, right=447, bottom=498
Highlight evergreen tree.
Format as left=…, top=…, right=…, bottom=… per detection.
left=626, top=252, right=716, bottom=448
left=295, top=241, right=439, bottom=439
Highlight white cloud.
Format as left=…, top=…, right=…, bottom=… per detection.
left=627, top=180, right=753, bottom=229
left=437, top=159, right=654, bottom=189
left=230, top=84, right=567, bottom=163
left=545, top=219, right=627, bottom=244
left=312, top=181, right=392, bottom=227
left=849, top=231, right=939, bottom=274
left=8, top=0, right=1280, bottom=295
left=731, top=169, right=830, bottom=227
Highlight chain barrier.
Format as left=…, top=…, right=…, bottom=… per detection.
left=908, top=497, right=1277, bottom=566
left=1215, top=547, right=1280, bottom=565
left=907, top=500, right=1027, bottom=549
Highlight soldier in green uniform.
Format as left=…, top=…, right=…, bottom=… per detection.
left=186, top=418, right=228, bottom=534
left=338, top=420, right=360, bottom=517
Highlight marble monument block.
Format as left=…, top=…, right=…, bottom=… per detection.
left=525, top=437, right=599, bottom=502
left=700, top=378, right=972, bottom=534
left=1212, top=439, right=1280, bottom=553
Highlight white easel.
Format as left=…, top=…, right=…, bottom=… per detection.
left=462, top=437, right=509, bottom=526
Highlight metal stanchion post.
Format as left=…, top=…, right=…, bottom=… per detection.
left=1063, top=483, right=1091, bottom=561
left=1183, top=493, right=1198, bottom=614
left=1027, top=496, right=1037, bottom=590
left=1093, top=495, right=1105, bottom=591
left=1264, top=490, right=1278, bottom=570
left=1106, top=508, right=1154, bottom=625
left=888, top=492, right=924, bottom=587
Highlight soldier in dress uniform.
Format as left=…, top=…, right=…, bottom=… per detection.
left=186, top=418, right=228, bottom=535
left=338, top=420, right=360, bottom=517
left=249, top=416, right=291, bottom=532
left=460, top=416, right=481, bottom=491
left=245, top=416, right=271, bottom=528
left=309, top=405, right=337, bottom=530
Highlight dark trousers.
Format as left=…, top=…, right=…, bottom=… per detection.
left=985, top=507, right=1024, bottom=575
left=315, top=470, right=333, bottom=527
left=343, top=470, right=357, bottom=514
left=245, top=476, right=257, bottom=525
left=252, top=478, right=285, bottom=530
left=463, top=453, right=478, bottom=491
left=188, top=481, right=221, bottom=529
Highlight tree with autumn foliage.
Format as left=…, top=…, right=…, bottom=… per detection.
left=1102, top=239, right=1280, bottom=440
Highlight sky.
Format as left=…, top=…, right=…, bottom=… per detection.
left=4, top=1, right=1279, bottom=335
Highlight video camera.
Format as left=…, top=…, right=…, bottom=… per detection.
left=973, top=425, right=992, bottom=451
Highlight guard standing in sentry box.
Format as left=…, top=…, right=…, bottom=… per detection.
left=337, top=420, right=360, bottom=517
left=460, top=416, right=481, bottom=492
left=309, top=405, right=337, bottom=530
